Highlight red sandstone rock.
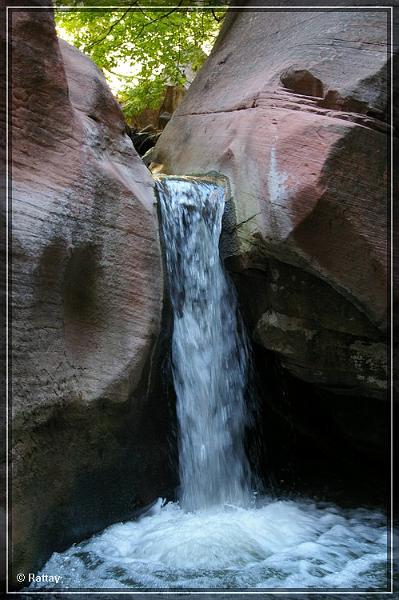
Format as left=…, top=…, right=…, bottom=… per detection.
left=153, top=7, right=390, bottom=400
left=10, top=8, right=168, bottom=584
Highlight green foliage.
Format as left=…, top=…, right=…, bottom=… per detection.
left=54, top=1, right=226, bottom=120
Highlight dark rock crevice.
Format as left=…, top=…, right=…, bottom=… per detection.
left=280, top=68, right=324, bottom=98
left=228, top=259, right=387, bottom=396
left=247, top=344, right=390, bottom=509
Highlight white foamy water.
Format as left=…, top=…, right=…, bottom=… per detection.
left=29, top=178, right=388, bottom=591
left=30, top=497, right=387, bottom=590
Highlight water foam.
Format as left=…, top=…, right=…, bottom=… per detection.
left=30, top=497, right=387, bottom=590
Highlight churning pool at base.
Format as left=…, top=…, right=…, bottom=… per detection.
left=29, top=496, right=388, bottom=591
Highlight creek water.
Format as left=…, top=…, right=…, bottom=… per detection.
left=29, top=177, right=388, bottom=591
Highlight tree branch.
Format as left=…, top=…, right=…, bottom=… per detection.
left=103, top=67, right=145, bottom=81
left=85, top=2, right=138, bottom=50
left=130, top=0, right=185, bottom=43
left=211, top=8, right=224, bottom=23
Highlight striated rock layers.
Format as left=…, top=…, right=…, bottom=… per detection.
left=10, top=8, right=171, bottom=584
left=153, top=8, right=391, bottom=407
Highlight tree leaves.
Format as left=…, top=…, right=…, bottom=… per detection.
left=54, top=1, right=226, bottom=120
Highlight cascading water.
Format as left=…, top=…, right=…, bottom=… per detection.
left=156, top=176, right=251, bottom=511
left=29, top=177, right=389, bottom=591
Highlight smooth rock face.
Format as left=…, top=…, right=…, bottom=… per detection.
left=10, top=9, right=170, bottom=584
left=153, top=8, right=390, bottom=401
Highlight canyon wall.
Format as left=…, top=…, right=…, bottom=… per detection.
left=153, top=7, right=391, bottom=404
left=152, top=7, right=393, bottom=473
left=10, top=6, right=172, bottom=584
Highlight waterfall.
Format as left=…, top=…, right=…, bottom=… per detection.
left=156, top=176, right=251, bottom=511
left=30, top=175, right=388, bottom=591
